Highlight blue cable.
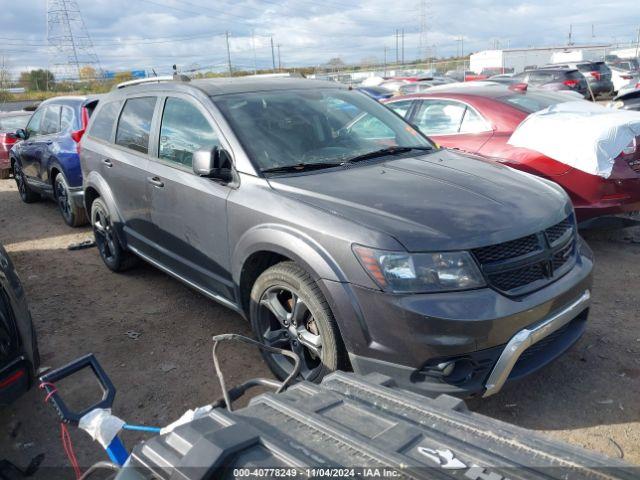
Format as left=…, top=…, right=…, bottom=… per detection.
left=122, top=424, right=162, bottom=433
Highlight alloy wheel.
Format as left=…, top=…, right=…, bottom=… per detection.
left=55, top=177, right=72, bottom=222
left=258, top=286, right=323, bottom=379
left=13, top=163, right=27, bottom=199
left=92, top=205, right=117, bottom=263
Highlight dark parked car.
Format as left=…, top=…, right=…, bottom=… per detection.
left=10, top=95, right=101, bottom=226
left=80, top=76, right=593, bottom=398
left=511, top=68, right=589, bottom=97
left=0, top=243, right=39, bottom=406
left=541, top=62, right=614, bottom=97
left=357, top=86, right=394, bottom=101
left=0, top=111, right=31, bottom=179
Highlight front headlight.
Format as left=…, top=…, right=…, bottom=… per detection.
left=353, top=245, right=486, bottom=293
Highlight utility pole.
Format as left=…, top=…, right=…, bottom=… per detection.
left=401, top=28, right=405, bottom=65
left=225, top=31, right=232, bottom=76
left=277, top=44, right=282, bottom=71
left=251, top=29, right=257, bottom=74
left=636, top=27, right=640, bottom=58
left=568, top=24, right=573, bottom=45
left=395, top=29, right=399, bottom=64
left=270, top=36, right=276, bottom=71
left=383, top=46, right=387, bottom=76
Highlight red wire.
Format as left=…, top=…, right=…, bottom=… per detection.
left=60, top=423, right=83, bottom=480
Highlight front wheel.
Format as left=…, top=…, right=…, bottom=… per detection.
left=91, top=197, right=138, bottom=272
left=250, top=261, right=348, bottom=383
left=12, top=161, right=40, bottom=203
left=54, top=173, right=87, bottom=227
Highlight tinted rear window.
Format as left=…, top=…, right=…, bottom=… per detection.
left=115, top=97, right=156, bottom=154
left=496, top=92, right=573, bottom=113
left=89, top=101, right=121, bottom=142
left=577, top=63, right=596, bottom=72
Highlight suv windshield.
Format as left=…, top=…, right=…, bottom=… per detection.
left=213, top=88, right=432, bottom=172
left=497, top=91, right=575, bottom=113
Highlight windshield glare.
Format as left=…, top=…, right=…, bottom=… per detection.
left=213, top=89, right=432, bottom=171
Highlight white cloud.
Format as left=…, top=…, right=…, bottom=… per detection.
left=1, top=0, right=639, bottom=77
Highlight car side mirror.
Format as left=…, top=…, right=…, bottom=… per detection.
left=15, top=128, right=28, bottom=140
left=193, top=146, right=233, bottom=183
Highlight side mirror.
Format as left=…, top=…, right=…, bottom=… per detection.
left=193, top=146, right=233, bottom=183
left=15, top=128, right=28, bottom=140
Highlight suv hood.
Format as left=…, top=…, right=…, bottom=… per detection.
left=268, top=149, right=571, bottom=252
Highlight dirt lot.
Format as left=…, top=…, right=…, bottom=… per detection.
left=0, top=177, right=638, bottom=476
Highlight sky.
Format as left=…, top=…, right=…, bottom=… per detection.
left=1, top=0, right=639, bottom=78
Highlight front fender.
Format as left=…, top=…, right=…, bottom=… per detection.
left=232, top=224, right=348, bottom=285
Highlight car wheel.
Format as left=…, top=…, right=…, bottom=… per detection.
left=0, top=168, right=10, bottom=180
left=250, top=261, right=347, bottom=383
left=90, top=197, right=138, bottom=272
left=12, top=161, right=40, bottom=203
left=54, top=173, right=87, bottom=227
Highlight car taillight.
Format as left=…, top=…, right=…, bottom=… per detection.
left=71, top=129, right=85, bottom=154
left=590, top=71, right=601, bottom=80
left=621, top=74, right=633, bottom=80
left=563, top=79, right=579, bottom=87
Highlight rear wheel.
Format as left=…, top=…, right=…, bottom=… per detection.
left=12, top=161, right=40, bottom=203
left=250, top=261, right=347, bottom=383
left=91, top=197, right=138, bottom=272
left=54, top=173, right=87, bottom=227
left=0, top=168, right=10, bottom=180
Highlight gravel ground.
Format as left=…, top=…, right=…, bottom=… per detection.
left=0, top=177, right=638, bottom=477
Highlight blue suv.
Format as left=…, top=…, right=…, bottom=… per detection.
left=11, top=95, right=101, bottom=227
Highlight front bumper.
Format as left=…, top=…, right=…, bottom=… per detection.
left=323, top=240, right=593, bottom=398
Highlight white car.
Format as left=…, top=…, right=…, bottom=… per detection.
left=610, top=66, right=640, bottom=93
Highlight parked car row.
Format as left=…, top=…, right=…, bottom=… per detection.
left=4, top=75, right=598, bottom=399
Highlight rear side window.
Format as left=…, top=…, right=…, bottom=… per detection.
left=386, top=100, right=413, bottom=118
left=41, top=105, right=61, bottom=135
left=116, top=97, right=156, bottom=154
left=89, top=101, right=121, bottom=142
left=60, top=106, right=75, bottom=131
left=158, top=97, right=219, bottom=168
left=413, top=99, right=466, bottom=135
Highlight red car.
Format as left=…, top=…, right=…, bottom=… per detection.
left=383, top=86, right=640, bottom=225
left=0, top=111, right=32, bottom=179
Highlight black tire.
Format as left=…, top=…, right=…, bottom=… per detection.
left=12, top=161, right=40, bottom=203
left=0, top=168, right=10, bottom=180
left=90, top=197, right=138, bottom=272
left=250, top=261, right=348, bottom=383
left=54, top=172, right=88, bottom=227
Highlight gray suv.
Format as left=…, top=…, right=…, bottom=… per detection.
left=80, top=76, right=593, bottom=398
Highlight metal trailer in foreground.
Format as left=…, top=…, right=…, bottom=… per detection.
left=117, top=371, right=635, bottom=480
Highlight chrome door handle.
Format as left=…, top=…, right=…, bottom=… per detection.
left=147, top=176, right=164, bottom=188
left=102, top=159, right=113, bottom=168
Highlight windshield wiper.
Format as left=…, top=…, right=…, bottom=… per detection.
left=261, top=161, right=344, bottom=175
left=343, top=146, right=433, bottom=164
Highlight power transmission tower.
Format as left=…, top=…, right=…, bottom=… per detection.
left=46, top=0, right=101, bottom=81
